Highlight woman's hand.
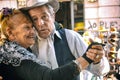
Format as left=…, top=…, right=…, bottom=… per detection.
left=86, top=45, right=104, bottom=63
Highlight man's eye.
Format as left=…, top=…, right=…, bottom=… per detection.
left=42, top=15, right=49, bottom=20
left=32, top=18, right=37, bottom=22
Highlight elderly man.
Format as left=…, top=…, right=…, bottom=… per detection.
left=20, top=0, right=110, bottom=80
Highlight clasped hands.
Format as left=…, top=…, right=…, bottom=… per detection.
left=83, top=42, right=105, bottom=64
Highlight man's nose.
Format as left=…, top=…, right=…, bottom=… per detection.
left=38, top=19, right=45, bottom=25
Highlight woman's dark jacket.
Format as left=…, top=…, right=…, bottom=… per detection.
left=0, top=41, right=80, bottom=80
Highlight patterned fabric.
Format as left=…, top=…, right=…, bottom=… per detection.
left=0, top=40, right=41, bottom=66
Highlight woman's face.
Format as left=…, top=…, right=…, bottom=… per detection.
left=8, top=13, right=35, bottom=48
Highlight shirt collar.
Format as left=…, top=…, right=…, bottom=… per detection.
left=54, top=30, right=62, bottom=39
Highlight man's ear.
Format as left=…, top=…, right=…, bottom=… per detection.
left=52, top=13, right=55, bottom=22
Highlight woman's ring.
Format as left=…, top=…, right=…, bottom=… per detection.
left=96, top=55, right=99, bottom=58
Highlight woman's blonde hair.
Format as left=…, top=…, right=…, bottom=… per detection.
left=0, top=8, right=22, bottom=46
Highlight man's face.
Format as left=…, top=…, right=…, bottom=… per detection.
left=29, top=6, right=55, bottom=39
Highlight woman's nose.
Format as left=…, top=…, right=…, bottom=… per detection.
left=30, top=28, right=35, bottom=34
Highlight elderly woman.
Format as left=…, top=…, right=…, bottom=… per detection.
left=0, top=8, right=103, bottom=80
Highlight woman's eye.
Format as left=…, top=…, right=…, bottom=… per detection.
left=24, top=26, right=30, bottom=30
